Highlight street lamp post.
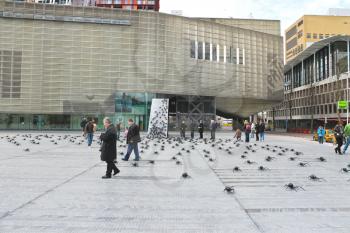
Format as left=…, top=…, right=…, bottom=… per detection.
left=284, top=81, right=291, bottom=132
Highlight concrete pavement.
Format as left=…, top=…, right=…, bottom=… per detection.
left=0, top=131, right=349, bottom=233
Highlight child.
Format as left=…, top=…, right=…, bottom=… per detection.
left=234, top=128, right=242, bottom=142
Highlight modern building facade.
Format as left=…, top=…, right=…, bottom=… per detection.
left=0, top=1, right=283, bottom=130
left=285, top=15, right=350, bottom=62
left=267, top=36, right=350, bottom=132
left=23, top=0, right=160, bottom=10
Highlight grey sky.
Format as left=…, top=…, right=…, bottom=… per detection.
left=160, top=0, right=350, bottom=34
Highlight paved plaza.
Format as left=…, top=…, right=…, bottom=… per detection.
left=1, top=131, right=350, bottom=233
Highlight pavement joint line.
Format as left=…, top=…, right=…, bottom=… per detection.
left=0, top=161, right=102, bottom=221
left=245, top=207, right=350, bottom=213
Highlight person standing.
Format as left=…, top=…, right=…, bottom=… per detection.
left=251, top=121, right=256, bottom=139
left=80, top=117, right=87, bottom=133
left=255, top=121, right=260, bottom=142
left=198, top=120, right=204, bottom=139
left=84, top=119, right=95, bottom=147
left=180, top=121, right=187, bottom=138
left=122, top=119, right=141, bottom=161
left=243, top=121, right=251, bottom=143
left=210, top=119, right=217, bottom=140
left=190, top=121, right=196, bottom=139
left=115, top=121, right=121, bottom=141
left=317, top=125, right=325, bottom=144
left=100, top=117, right=119, bottom=179
left=334, top=121, right=344, bottom=155
left=259, top=120, right=265, bottom=142
left=342, top=122, right=350, bottom=154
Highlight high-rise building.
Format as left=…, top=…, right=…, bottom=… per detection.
left=285, top=15, right=350, bottom=63
left=268, top=35, right=350, bottom=133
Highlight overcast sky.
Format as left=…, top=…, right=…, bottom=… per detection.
left=160, top=0, right=350, bottom=35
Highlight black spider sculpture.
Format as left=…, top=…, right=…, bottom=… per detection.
left=149, top=160, right=155, bottom=164
left=176, top=161, right=182, bottom=165
left=182, top=172, right=191, bottom=178
left=241, top=155, right=247, bottom=159
left=24, top=148, right=30, bottom=152
left=295, top=152, right=302, bottom=156
left=298, top=162, right=309, bottom=167
left=132, top=162, right=138, bottom=167
left=317, top=157, right=326, bottom=162
left=246, top=160, right=256, bottom=165
left=308, top=174, right=325, bottom=181
left=289, top=157, right=297, bottom=161
left=284, top=183, right=305, bottom=191
left=258, top=166, right=269, bottom=171
left=224, top=186, right=235, bottom=194
left=172, top=156, right=177, bottom=160
left=341, top=168, right=350, bottom=173
left=209, top=158, right=215, bottom=162
left=265, top=156, right=275, bottom=162
left=233, top=166, right=241, bottom=172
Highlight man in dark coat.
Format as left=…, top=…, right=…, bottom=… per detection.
left=122, top=119, right=141, bottom=161
left=334, top=120, right=344, bottom=155
left=255, top=121, right=260, bottom=142
left=198, top=120, right=204, bottom=139
left=100, top=117, right=119, bottom=179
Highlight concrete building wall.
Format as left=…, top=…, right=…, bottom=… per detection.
left=0, top=1, right=283, bottom=117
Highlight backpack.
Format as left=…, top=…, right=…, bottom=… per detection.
left=245, top=124, right=251, bottom=131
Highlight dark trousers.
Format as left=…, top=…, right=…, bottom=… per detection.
left=335, top=137, right=343, bottom=154
left=106, top=161, right=119, bottom=176
left=191, top=130, right=194, bottom=139
left=199, top=131, right=203, bottom=139
left=255, top=132, right=259, bottom=141
left=245, top=132, right=250, bottom=142
left=318, top=136, right=324, bottom=144
left=211, top=130, right=215, bottom=140
left=124, top=143, right=140, bottom=160
left=180, top=130, right=185, bottom=138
